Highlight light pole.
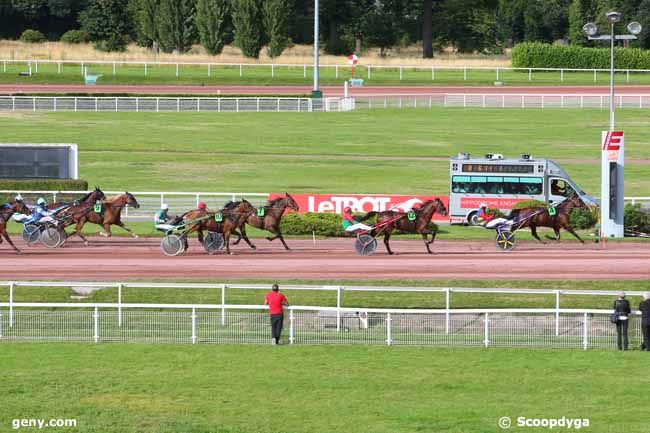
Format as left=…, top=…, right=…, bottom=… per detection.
left=312, top=0, right=322, bottom=99
left=583, top=13, right=642, bottom=238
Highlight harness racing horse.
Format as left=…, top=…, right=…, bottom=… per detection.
left=232, top=193, right=299, bottom=250
left=51, top=186, right=106, bottom=210
left=0, top=199, right=30, bottom=254
left=183, top=200, right=256, bottom=255
left=507, top=193, right=587, bottom=244
left=68, top=192, right=140, bottom=246
left=357, top=198, right=448, bottom=255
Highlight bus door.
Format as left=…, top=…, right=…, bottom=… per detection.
left=548, top=178, right=577, bottom=204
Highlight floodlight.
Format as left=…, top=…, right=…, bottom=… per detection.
left=606, top=11, right=622, bottom=23
left=583, top=23, right=598, bottom=37
left=627, top=21, right=642, bottom=35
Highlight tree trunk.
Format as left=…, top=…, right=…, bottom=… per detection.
left=328, top=19, right=337, bottom=50
left=355, top=37, right=362, bottom=55
left=422, top=0, right=433, bottom=58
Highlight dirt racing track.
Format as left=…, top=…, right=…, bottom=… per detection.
left=1, top=237, right=648, bottom=280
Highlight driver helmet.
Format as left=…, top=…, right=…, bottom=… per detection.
left=161, top=203, right=169, bottom=211
left=197, top=202, right=207, bottom=210
left=479, top=203, right=488, bottom=209
left=344, top=206, right=352, bottom=213
left=15, top=194, right=24, bottom=202
left=37, top=197, right=47, bottom=206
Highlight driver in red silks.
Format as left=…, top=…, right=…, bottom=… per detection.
left=341, top=207, right=373, bottom=232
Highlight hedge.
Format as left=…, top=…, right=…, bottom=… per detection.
left=624, top=203, right=650, bottom=234
left=512, top=42, right=650, bottom=70
left=20, top=29, right=46, bottom=43
left=0, top=179, right=88, bottom=192
left=60, top=30, right=90, bottom=44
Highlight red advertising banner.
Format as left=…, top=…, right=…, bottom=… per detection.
left=270, top=193, right=450, bottom=221
left=459, top=197, right=525, bottom=209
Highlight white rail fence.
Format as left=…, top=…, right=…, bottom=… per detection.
left=2, top=191, right=648, bottom=221
left=0, top=96, right=313, bottom=113
left=0, top=303, right=641, bottom=349
left=354, top=94, right=650, bottom=110
left=2, top=281, right=648, bottom=346
left=4, top=59, right=650, bottom=83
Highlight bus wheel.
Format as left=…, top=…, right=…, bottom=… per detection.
left=467, top=211, right=480, bottom=226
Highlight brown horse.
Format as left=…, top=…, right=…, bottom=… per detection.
left=358, top=198, right=448, bottom=255
left=507, top=193, right=587, bottom=243
left=183, top=199, right=256, bottom=255
left=54, top=187, right=106, bottom=225
left=0, top=199, right=30, bottom=254
left=232, top=193, right=299, bottom=250
left=51, top=186, right=106, bottom=210
left=68, top=192, right=140, bottom=246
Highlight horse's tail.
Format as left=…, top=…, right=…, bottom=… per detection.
left=356, top=211, right=377, bottom=222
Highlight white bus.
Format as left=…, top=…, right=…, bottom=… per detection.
left=449, top=153, right=597, bottom=224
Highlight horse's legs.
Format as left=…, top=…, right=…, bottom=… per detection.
left=231, top=229, right=242, bottom=245
left=383, top=232, right=394, bottom=255
left=553, top=227, right=561, bottom=241
left=421, top=233, right=433, bottom=254
left=100, top=223, right=113, bottom=237
left=74, top=219, right=90, bottom=246
left=1, top=228, right=21, bottom=254
left=530, top=225, right=545, bottom=244
left=240, top=227, right=257, bottom=249
left=224, top=231, right=233, bottom=255
left=266, top=226, right=290, bottom=250
left=564, top=225, right=585, bottom=244
left=115, top=222, right=139, bottom=238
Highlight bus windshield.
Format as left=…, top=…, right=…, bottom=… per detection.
left=452, top=175, right=543, bottom=195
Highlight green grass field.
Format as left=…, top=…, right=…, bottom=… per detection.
left=1, top=344, right=648, bottom=433
left=2, top=61, right=650, bottom=86
left=1, top=108, right=649, bottom=196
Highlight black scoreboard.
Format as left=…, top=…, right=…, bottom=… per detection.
left=461, top=164, right=534, bottom=174
left=0, top=145, right=76, bottom=179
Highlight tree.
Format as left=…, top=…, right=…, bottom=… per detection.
left=422, top=0, right=433, bottom=57
left=135, top=0, right=159, bottom=50
left=156, top=0, right=195, bottom=53
left=568, top=0, right=598, bottom=45
left=232, top=0, right=261, bottom=58
left=262, top=0, right=292, bottom=58
left=196, top=0, right=229, bottom=55
left=362, top=2, right=399, bottom=56
left=11, top=0, right=47, bottom=22
left=79, top=0, right=131, bottom=51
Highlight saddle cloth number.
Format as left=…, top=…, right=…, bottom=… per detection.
left=407, top=210, right=416, bottom=221
left=257, top=208, right=265, bottom=217
left=548, top=207, right=557, bottom=216
left=94, top=202, right=102, bottom=213
left=214, top=212, right=223, bottom=222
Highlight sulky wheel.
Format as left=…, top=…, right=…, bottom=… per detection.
left=41, top=227, right=63, bottom=249
left=161, top=234, right=185, bottom=257
left=354, top=234, right=378, bottom=256
left=495, top=230, right=517, bottom=252
left=22, top=224, right=41, bottom=245
left=203, top=231, right=225, bottom=253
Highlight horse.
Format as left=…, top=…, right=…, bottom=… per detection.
left=507, top=193, right=587, bottom=244
left=0, top=199, right=31, bottom=254
left=183, top=200, right=256, bottom=255
left=67, top=192, right=140, bottom=246
left=357, top=198, right=448, bottom=255
left=232, top=193, right=299, bottom=250
left=51, top=186, right=106, bottom=210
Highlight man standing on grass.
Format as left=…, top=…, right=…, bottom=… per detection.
left=264, top=284, right=289, bottom=345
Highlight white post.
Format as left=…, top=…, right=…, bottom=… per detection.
left=81, top=61, right=84, bottom=75
left=9, top=281, right=14, bottom=328
left=93, top=306, right=99, bottom=343
left=177, top=98, right=180, bottom=112
left=561, top=95, right=565, bottom=108
left=399, top=66, right=403, bottom=80
left=208, top=64, right=211, bottom=77
left=582, top=312, right=588, bottom=350
left=483, top=312, right=490, bottom=348
left=221, top=284, right=226, bottom=326
left=240, top=64, right=243, bottom=77
left=176, top=63, right=179, bottom=77
left=555, top=290, right=560, bottom=336
left=113, top=61, right=116, bottom=75
left=463, top=67, right=467, bottom=81
left=386, top=313, right=392, bottom=346
left=54, top=98, right=57, bottom=112
left=95, top=97, right=98, bottom=112
left=627, top=70, right=630, bottom=83
left=191, top=308, right=197, bottom=344
left=432, top=66, right=435, bottom=80
left=561, top=69, right=564, bottom=82
left=367, top=65, right=371, bottom=79
left=445, top=288, right=450, bottom=334
left=144, top=63, right=147, bottom=76
left=528, top=68, right=532, bottom=80
left=118, top=283, right=123, bottom=327
left=57, top=62, right=61, bottom=74
left=136, top=98, right=139, bottom=113
left=3, top=60, right=5, bottom=73
left=594, top=69, right=597, bottom=83
left=289, top=309, right=295, bottom=344
left=344, top=81, right=349, bottom=98
left=336, top=286, right=342, bottom=332
left=12, top=96, right=15, bottom=111
left=482, top=95, right=486, bottom=108
left=271, top=64, right=275, bottom=78
left=496, top=67, right=499, bottom=81
left=156, top=98, right=159, bottom=112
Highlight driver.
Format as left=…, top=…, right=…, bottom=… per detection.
left=154, top=203, right=176, bottom=232
left=11, top=194, right=31, bottom=223
left=477, top=203, right=512, bottom=229
left=24, top=197, right=57, bottom=226
left=341, top=206, right=373, bottom=232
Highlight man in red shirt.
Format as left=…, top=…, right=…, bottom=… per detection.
left=264, top=284, right=289, bottom=345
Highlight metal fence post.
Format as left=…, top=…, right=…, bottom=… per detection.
left=113, top=61, right=116, bottom=75
left=583, top=313, right=588, bottom=350
left=336, top=286, right=342, bottom=332
left=368, top=65, right=371, bottom=79
left=144, top=63, right=147, bottom=76
left=496, top=67, right=499, bottom=81
left=555, top=290, right=560, bottom=336
left=463, top=67, right=467, bottom=81
left=271, top=64, right=274, bottom=78
left=399, top=66, right=403, bottom=80
left=560, top=69, right=564, bottom=82
left=93, top=306, right=99, bottom=343
left=176, top=63, right=179, bottom=77
left=177, top=98, right=180, bottom=112
left=528, top=68, right=532, bottom=81
left=191, top=308, right=197, bottom=344
left=118, top=283, right=123, bottom=327
left=57, top=61, right=61, bottom=74
left=431, top=66, right=435, bottom=81
left=386, top=313, right=392, bottom=346
left=594, top=70, right=597, bottom=82
left=208, top=64, right=211, bottom=77
left=9, top=281, right=14, bottom=328
left=289, top=309, right=295, bottom=344
left=81, top=61, right=84, bottom=76
left=483, top=312, right=490, bottom=348
left=221, top=284, right=226, bottom=326
left=239, top=64, right=243, bottom=77
left=445, top=288, right=450, bottom=334
left=627, top=70, right=630, bottom=83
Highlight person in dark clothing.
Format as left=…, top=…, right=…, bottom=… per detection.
left=640, top=293, right=650, bottom=351
left=264, top=284, right=289, bottom=345
left=613, top=292, right=631, bottom=351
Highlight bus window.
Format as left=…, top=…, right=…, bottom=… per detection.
left=470, top=176, right=487, bottom=194
left=519, top=177, right=543, bottom=195
left=550, top=179, right=573, bottom=197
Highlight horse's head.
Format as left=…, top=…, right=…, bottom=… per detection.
left=237, top=198, right=256, bottom=215
left=285, top=192, right=299, bottom=212
left=11, top=198, right=30, bottom=215
left=125, top=192, right=140, bottom=209
left=419, top=198, right=447, bottom=217
left=433, top=197, right=448, bottom=216
left=93, top=186, right=105, bottom=201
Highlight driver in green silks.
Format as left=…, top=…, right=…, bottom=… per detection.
left=154, top=203, right=176, bottom=232
left=341, top=207, right=373, bottom=232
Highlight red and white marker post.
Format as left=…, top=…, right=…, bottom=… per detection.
left=347, top=54, right=359, bottom=78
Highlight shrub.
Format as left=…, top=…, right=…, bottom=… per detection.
left=512, top=42, right=650, bottom=70
left=0, top=179, right=89, bottom=204
left=20, top=29, right=46, bottom=43
left=570, top=208, right=597, bottom=229
left=60, top=30, right=90, bottom=44
left=512, top=200, right=547, bottom=210
left=624, top=204, right=650, bottom=234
